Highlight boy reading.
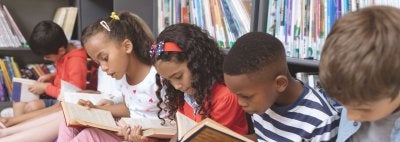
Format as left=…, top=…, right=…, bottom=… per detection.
left=13, top=21, right=87, bottom=116
left=319, top=6, right=400, bottom=142
left=223, top=32, right=340, bottom=141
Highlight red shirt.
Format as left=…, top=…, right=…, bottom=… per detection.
left=178, top=83, right=249, bottom=135
left=45, top=48, right=87, bottom=98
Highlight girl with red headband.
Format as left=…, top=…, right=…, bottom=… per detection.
left=129, top=23, right=250, bottom=141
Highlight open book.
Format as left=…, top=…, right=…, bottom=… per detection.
left=60, top=101, right=119, bottom=132
left=11, top=78, right=39, bottom=102
left=119, top=117, right=176, bottom=139
left=62, top=92, right=107, bottom=105
left=176, top=111, right=252, bottom=142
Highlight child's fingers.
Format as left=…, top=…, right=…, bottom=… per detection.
left=77, top=99, right=93, bottom=109
left=125, top=127, right=131, bottom=141
left=133, top=125, right=142, bottom=135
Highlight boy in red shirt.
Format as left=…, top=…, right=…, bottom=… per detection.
left=13, top=21, right=87, bottom=116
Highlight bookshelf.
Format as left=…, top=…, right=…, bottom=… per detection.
left=252, top=0, right=319, bottom=74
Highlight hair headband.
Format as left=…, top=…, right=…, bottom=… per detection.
left=149, top=41, right=182, bottom=58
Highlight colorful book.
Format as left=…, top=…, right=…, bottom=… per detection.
left=11, top=78, right=39, bottom=102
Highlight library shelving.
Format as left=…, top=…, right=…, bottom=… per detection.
left=0, top=0, right=326, bottom=110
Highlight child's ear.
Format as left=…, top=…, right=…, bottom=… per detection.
left=122, top=39, right=133, bottom=54
left=274, top=75, right=288, bottom=93
left=58, top=47, right=66, bottom=55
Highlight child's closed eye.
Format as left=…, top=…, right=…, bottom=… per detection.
left=174, top=74, right=182, bottom=79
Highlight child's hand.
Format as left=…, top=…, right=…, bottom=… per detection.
left=37, top=74, right=54, bottom=82
left=128, top=125, right=157, bottom=142
left=117, top=125, right=131, bottom=140
left=96, top=99, right=114, bottom=106
left=77, top=99, right=95, bottom=109
left=28, top=82, right=49, bottom=95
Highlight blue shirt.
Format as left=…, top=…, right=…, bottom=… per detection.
left=336, top=108, right=400, bottom=142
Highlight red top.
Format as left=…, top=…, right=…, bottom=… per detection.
left=178, top=83, right=249, bottom=135
left=45, top=48, right=87, bottom=98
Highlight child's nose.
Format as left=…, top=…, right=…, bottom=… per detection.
left=237, top=98, right=248, bottom=107
left=100, top=64, right=109, bottom=72
left=171, top=82, right=182, bottom=90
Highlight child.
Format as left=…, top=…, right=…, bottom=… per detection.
left=149, top=23, right=248, bottom=139
left=13, top=20, right=87, bottom=116
left=57, top=11, right=165, bottom=142
left=223, top=32, right=340, bottom=141
left=319, top=6, right=400, bottom=142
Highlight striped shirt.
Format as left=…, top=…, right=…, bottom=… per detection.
left=253, top=85, right=340, bottom=142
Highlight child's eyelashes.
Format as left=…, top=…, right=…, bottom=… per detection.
left=175, top=75, right=182, bottom=79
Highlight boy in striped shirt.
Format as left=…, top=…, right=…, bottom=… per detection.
left=223, top=32, right=339, bottom=142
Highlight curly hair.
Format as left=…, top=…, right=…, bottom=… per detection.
left=81, top=11, right=154, bottom=65
left=153, top=23, right=224, bottom=122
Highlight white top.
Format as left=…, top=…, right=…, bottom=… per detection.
left=121, top=66, right=166, bottom=119
left=97, top=69, right=123, bottom=103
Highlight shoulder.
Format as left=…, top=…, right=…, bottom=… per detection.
left=210, top=83, right=236, bottom=101
left=336, top=108, right=361, bottom=142
left=64, top=48, right=87, bottom=60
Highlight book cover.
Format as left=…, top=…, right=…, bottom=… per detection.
left=60, top=101, right=119, bottom=132
left=176, top=111, right=252, bottom=142
left=0, top=59, right=12, bottom=95
left=62, top=7, right=78, bottom=40
left=11, top=77, right=39, bottom=102
left=0, top=70, right=6, bottom=101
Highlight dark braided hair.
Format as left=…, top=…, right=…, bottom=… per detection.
left=154, top=23, right=224, bottom=121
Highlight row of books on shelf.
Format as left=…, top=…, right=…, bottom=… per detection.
left=0, top=3, right=78, bottom=48
left=158, top=0, right=252, bottom=48
left=0, top=4, right=27, bottom=48
left=53, top=7, right=78, bottom=40
left=0, top=56, right=55, bottom=102
left=266, top=0, right=400, bottom=60
left=295, top=72, right=323, bottom=93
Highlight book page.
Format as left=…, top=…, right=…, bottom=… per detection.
left=61, top=101, right=118, bottom=131
left=142, top=128, right=176, bottom=139
left=63, top=92, right=107, bottom=105
left=59, top=80, right=82, bottom=100
left=11, top=78, right=39, bottom=102
left=119, top=117, right=176, bottom=129
left=176, top=111, right=197, bottom=140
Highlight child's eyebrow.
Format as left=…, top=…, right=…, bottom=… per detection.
left=95, top=52, right=104, bottom=59
left=167, top=72, right=179, bottom=79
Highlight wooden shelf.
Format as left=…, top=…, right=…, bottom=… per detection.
left=0, top=47, right=49, bottom=67
left=286, top=57, right=319, bottom=68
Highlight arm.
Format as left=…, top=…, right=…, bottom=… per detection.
left=311, top=116, right=340, bottom=141
left=3, top=102, right=61, bottom=127
left=45, top=57, right=87, bottom=98
left=95, top=103, right=130, bottom=117
left=37, top=73, right=55, bottom=83
left=79, top=100, right=130, bottom=118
